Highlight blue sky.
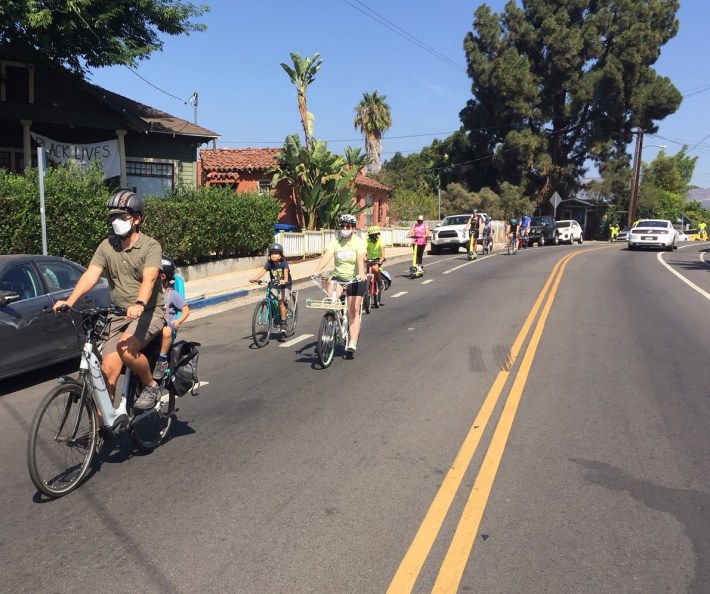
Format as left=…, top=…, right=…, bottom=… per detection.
left=87, top=0, right=710, bottom=188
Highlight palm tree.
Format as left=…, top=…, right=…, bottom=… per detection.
left=280, top=52, right=323, bottom=152
left=354, top=91, right=392, bottom=175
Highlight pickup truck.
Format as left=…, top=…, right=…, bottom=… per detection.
left=527, top=215, right=558, bottom=246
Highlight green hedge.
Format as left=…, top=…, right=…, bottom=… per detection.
left=0, top=166, right=281, bottom=266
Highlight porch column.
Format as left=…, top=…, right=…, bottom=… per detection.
left=20, top=119, right=32, bottom=172
left=115, top=129, right=127, bottom=187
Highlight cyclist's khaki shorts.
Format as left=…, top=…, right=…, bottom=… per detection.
left=101, top=310, right=165, bottom=357
left=269, top=286, right=292, bottom=301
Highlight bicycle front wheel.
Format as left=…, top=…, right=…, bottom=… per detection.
left=317, top=312, right=337, bottom=368
left=252, top=300, right=271, bottom=347
left=130, top=382, right=175, bottom=453
left=27, top=382, right=98, bottom=498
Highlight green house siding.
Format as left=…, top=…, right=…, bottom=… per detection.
left=178, top=161, right=196, bottom=189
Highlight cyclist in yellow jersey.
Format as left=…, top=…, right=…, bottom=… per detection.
left=312, top=214, right=367, bottom=351
left=365, top=225, right=386, bottom=307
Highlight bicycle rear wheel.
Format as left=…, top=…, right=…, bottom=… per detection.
left=252, top=300, right=271, bottom=347
left=130, top=380, right=175, bottom=452
left=317, top=312, right=337, bottom=368
left=27, top=382, right=98, bottom=498
left=285, top=300, right=298, bottom=337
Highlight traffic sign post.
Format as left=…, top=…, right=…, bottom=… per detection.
left=550, top=191, right=562, bottom=219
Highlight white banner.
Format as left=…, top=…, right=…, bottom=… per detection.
left=30, top=132, right=120, bottom=179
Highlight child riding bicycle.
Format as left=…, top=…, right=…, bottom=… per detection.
left=250, top=243, right=292, bottom=336
left=365, top=225, right=386, bottom=308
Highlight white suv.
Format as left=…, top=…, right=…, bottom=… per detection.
left=430, top=213, right=487, bottom=254
left=555, top=220, right=584, bottom=244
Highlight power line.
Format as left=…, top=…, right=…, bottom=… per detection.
left=339, top=0, right=467, bottom=73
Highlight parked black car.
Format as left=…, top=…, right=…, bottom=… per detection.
left=527, top=215, right=559, bottom=246
left=0, top=255, right=110, bottom=380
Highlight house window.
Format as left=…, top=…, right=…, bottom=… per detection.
left=0, top=151, right=11, bottom=172
left=1, top=61, right=34, bottom=103
left=258, top=179, right=272, bottom=193
left=126, top=160, right=175, bottom=198
left=365, top=194, right=374, bottom=206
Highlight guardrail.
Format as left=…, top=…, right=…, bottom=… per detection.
left=275, top=227, right=412, bottom=258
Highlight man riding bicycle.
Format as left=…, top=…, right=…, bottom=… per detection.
left=53, top=189, right=164, bottom=410
left=506, top=217, right=519, bottom=247
left=365, top=225, right=386, bottom=308
left=519, top=213, right=531, bottom=249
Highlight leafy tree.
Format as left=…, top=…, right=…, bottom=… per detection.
left=638, top=146, right=698, bottom=220
left=457, top=0, right=682, bottom=205
left=354, top=91, right=392, bottom=175
left=0, top=0, right=208, bottom=74
left=280, top=52, right=323, bottom=153
left=387, top=189, right=437, bottom=224
left=269, top=135, right=364, bottom=231
left=498, top=182, right=535, bottom=220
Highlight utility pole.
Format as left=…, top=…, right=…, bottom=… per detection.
left=627, top=129, right=644, bottom=228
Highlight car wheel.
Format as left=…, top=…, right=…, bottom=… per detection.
left=430, top=245, right=441, bottom=255
left=628, top=244, right=635, bottom=251
left=538, top=235, right=545, bottom=247
left=552, top=234, right=559, bottom=246
left=578, top=235, right=584, bottom=244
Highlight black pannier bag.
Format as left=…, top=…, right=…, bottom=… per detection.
left=170, top=340, right=201, bottom=396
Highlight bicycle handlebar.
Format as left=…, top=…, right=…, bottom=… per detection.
left=56, top=303, right=127, bottom=317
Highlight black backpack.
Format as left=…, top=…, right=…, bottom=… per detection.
left=169, top=340, right=201, bottom=397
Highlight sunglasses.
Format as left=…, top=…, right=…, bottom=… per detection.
left=340, top=224, right=353, bottom=229
left=108, top=212, right=133, bottom=222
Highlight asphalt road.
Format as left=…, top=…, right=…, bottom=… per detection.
left=1, top=241, right=708, bottom=593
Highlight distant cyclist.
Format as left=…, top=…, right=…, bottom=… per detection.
left=519, top=213, right=531, bottom=248
left=312, top=214, right=367, bottom=352
left=365, top=225, right=386, bottom=308
left=506, top=217, right=519, bottom=248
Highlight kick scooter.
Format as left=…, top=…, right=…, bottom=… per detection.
left=409, top=240, right=425, bottom=279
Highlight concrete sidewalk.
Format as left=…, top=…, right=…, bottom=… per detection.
left=183, top=246, right=417, bottom=314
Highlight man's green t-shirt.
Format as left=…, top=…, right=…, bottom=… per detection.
left=366, top=238, right=384, bottom=260
left=90, top=233, right=164, bottom=314
left=327, top=235, right=366, bottom=280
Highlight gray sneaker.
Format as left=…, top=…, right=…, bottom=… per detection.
left=153, top=358, right=169, bottom=380
left=135, top=383, right=161, bottom=410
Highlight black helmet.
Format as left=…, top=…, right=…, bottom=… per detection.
left=161, top=255, right=176, bottom=280
left=107, top=189, right=144, bottom=219
left=268, top=243, right=284, bottom=255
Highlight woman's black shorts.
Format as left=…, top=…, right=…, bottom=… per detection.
left=334, top=277, right=367, bottom=297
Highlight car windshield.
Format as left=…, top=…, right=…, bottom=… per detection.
left=637, top=220, right=669, bottom=228
left=441, top=215, right=470, bottom=226
left=556, top=221, right=571, bottom=228
left=530, top=217, right=547, bottom=226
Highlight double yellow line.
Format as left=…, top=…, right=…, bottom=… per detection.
left=388, top=249, right=590, bottom=593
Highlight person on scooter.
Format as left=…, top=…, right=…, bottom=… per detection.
left=407, top=215, right=429, bottom=271
left=365, top=225, right=386, bottom=308
left=311, top=214, right=367, bottom=352
left=52, top=189, right=165, bottom=410
left=466, top=211, right=484, bottom=260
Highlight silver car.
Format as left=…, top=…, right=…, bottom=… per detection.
left=0, top=255, right=110, bottom=380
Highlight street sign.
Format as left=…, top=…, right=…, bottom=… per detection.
left=550, top=191, right=562, bottom=208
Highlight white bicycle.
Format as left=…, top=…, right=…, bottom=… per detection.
left=27, top=304, right=176, bottom=498
left=307, top=277, right=361, bottom=368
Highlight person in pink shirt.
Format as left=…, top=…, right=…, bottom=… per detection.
left=407, top=215, right=430, bottom=271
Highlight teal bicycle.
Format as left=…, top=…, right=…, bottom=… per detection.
left=251, top=280, right=298, bottom=347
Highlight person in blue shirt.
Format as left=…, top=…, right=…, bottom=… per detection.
left=519, top=213, right=532, bottom=248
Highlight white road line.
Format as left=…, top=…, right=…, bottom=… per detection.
left=658, top=251, right=710, bottom=300
left=422, top=279, right=434, bottom=284
left=443, top=260, right=474, bottom=274
left=391, top=291, right=408, bottom=298
left=279, top=334, right=314, bottom=347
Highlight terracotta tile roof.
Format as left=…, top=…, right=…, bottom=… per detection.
left=355, top=172, right=391, bottom=192
left=199, top=148, right=390, bottom=192
left=86, top=84, right=220, bottom=140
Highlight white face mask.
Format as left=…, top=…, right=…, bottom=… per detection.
left=111, top=217, right=133, bottom=237
left=340, top=229, right=352, bottom=238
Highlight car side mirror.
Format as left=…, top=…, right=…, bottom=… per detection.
left=0, top=291, right=20, bottom=308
